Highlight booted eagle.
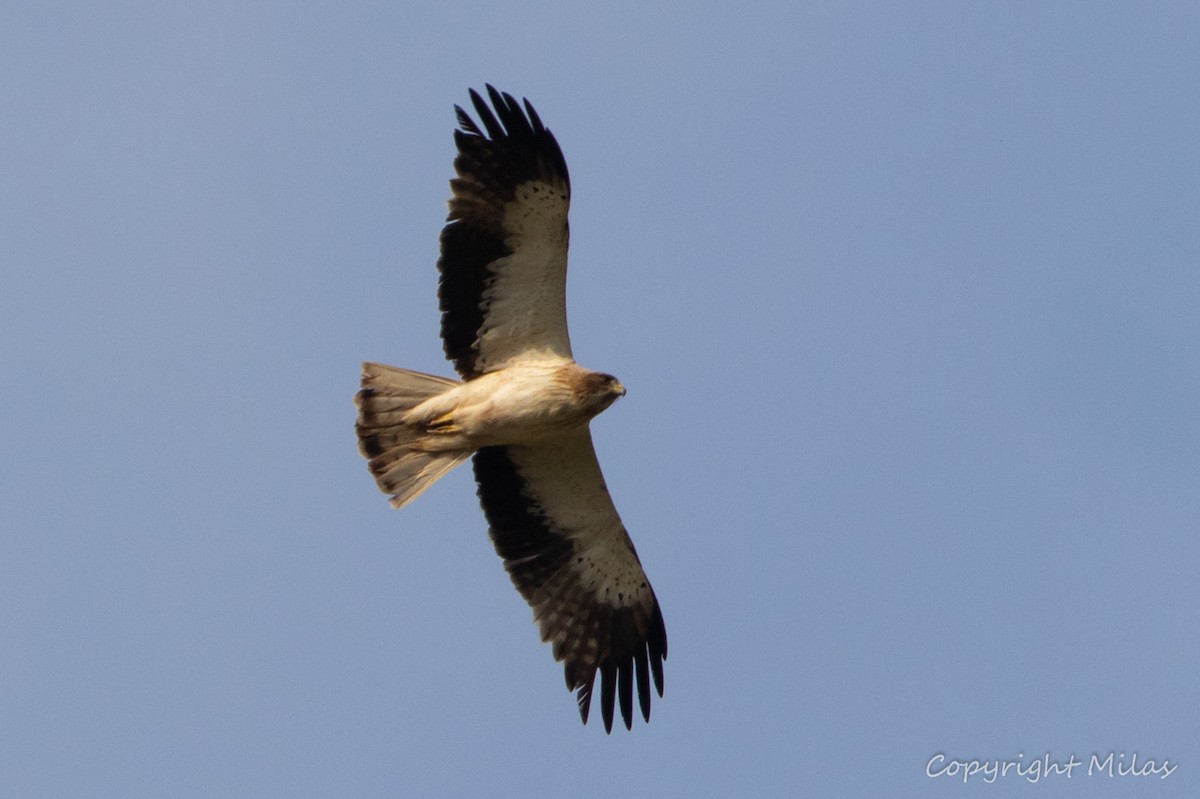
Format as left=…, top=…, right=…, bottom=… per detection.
left=355, top=86, right=666, bottom=732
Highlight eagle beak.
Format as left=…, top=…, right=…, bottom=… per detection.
left=614, top=382, right=627, bottom=397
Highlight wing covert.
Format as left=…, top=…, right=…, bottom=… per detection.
left=438, top=86, right=573, bottom=378
left=472, top=430, right=667, bottom=732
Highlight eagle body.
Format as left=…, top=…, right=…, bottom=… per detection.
left=403, top=360, right=625, bottom=451
left=356, top=86, right=666, bottom=732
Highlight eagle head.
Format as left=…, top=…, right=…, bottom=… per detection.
left=574, top=370, right=626, bottom=416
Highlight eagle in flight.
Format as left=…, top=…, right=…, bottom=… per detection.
left=355, top=86, right=666, bottom=732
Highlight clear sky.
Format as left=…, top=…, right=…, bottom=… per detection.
left=2, top=2, right=1197, bottom=797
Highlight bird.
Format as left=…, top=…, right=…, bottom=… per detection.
left=355, top=86, right=666, bottom=732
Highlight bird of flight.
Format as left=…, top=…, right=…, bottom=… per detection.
left=355, top=86, right=666, bottom=732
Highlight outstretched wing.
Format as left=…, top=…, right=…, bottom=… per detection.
left=439, top=85, right=573, bottom=379
left=473, top=430, right=667, bottom=732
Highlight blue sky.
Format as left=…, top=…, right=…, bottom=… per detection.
left=2, top=2, right=1197, bottom=796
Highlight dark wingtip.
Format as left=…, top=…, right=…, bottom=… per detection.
left=618, top=656, right=634, bottom=731
left=454, top=104, right=478, bottom=134
left=567, top=599, right=668, bottom=731
left=485, top=83, right=506, bottom=114
left=600, top=663, right=617, bottom=734
left=463, top=87, right=497, bottom=139
left=649, top=600, right=667, bottom=697
left=524, top=98, right=545, bottom=133
left=635, top=648, right=651, bottom=722
left=467, top=86, right=485, bottom=112
left=576, top=675, right=594, bottom=726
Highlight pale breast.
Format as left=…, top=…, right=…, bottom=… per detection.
left=449, top=361, right=602, bottom=447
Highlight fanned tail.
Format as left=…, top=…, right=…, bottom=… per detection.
left=355, top=362, right=469, bottom=508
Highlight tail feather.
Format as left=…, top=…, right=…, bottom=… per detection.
left=355, top=362, right=468, bottom=509
left=370, top=448, right=470, bottom=509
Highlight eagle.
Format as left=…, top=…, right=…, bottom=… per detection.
left=355, top=86, right=667, bottom=732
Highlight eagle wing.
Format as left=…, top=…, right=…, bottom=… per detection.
left=474, top=429, right=667, bottom=732
left=438, top=85, right=573, bottom=379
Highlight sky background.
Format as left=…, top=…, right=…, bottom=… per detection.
left=2, top=2, right=1198, bottom=797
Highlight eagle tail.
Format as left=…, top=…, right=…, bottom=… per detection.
left=355, top=362, right=469, bottom=509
